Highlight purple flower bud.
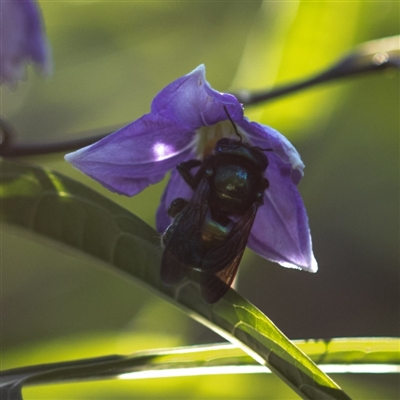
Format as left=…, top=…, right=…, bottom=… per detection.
left=0, top=0, right=51, bottom=85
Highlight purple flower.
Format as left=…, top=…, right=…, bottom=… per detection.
left=65, top=65, right=317, bottom=272
left=0, top=0, right=50, bottom=85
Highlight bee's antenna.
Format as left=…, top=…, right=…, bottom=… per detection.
left=223, top=105, right=242, bottom=142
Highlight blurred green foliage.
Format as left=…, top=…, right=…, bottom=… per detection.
left=1, top=0, right=399, bottom=399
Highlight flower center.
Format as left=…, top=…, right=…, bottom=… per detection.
left=195, top=120, right=249, bottom=159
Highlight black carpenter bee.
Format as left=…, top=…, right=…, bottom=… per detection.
left=161, top=107, right=271, bottom=303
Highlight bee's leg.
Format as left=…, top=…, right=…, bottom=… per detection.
left=167, top=198, right=189, bottom=218
left=176, top=159, right=203, bottom=189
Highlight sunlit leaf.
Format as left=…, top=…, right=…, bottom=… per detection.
left=1, top=338, right=398, bottom=399
left=0, top=159, right=350, bottom=400
left=298, top=337, right=400, bottom=366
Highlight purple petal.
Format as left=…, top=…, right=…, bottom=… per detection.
left=65, top=113, right=195, bottom=196
left=243, top=120, right=305, bottom=184
left=1, top=0, right=50, bottom=85
left=156, top=165, right=195, bottom=233
left=151, top=65, right=244, bottom=130
left=248, top=159, right=317, bottom=272
left=243, top=120, right=316, bottom=269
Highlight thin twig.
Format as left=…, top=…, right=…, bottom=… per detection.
left=1, top=36, right=398, bottom=158
left=233, top=35, right=399, bottom=105
left=0, top=121, right=118, bottom=157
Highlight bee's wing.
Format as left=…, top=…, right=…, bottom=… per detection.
left=200, top=204, right=258, bottom=304
left=160, top=177, right=210, bottom=286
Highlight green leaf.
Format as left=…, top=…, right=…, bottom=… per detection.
left=298, top=337, right=400, bottom=366
left=1, top=338, right=398, bottom=398
left=0, top=159, right=350, bottom=400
